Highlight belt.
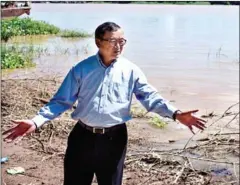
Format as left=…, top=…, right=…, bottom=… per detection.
left=78, top=120, right=125, bottom=134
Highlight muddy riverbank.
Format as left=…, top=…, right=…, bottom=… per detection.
left=1, top=78, right=239, bottom=185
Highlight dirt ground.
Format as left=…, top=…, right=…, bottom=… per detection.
left=1, top=78, right=239, bottom=185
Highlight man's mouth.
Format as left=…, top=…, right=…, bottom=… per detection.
left=114, top=50, right=120, bottom=54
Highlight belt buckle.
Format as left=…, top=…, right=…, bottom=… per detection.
left=93, top=127, right=105, bottom=134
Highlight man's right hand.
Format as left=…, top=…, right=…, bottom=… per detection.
left=3, top=120, right=37, bottom=142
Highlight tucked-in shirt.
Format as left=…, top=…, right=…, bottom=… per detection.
left=32, top=53, right=178, bottom=128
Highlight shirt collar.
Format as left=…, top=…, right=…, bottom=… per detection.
left=96, top=52, right=118, bottom=68
left=96, top=52, right=107, bottom=68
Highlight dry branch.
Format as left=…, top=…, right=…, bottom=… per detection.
left=128, top=151, right=239, bottom=165
left=173, top=161, right=187, bottom=184
left=183, top=102, right=239, bottom=150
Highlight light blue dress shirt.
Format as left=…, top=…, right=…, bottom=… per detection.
left=32, top=53, right=178, bottom=128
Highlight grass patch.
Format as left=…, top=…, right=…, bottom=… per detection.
left=131, top=106, right=148, bottom=118
left=59, top=29, right=92, bottom=38
left=1, top=18, right=91, bottom=42
left=1, top=18, right=60, bottom=42
left=1, top=44, right=36, bottom=69
left=1, top=18, right=91, bottom=69
left=1, top=43, right=92, bottom=69
left=149, top=116, right=167, bottom=129
left=131, top=106, right=168, bottom=129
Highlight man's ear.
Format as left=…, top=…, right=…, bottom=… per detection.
left=95, top=39, right=101, bottom=48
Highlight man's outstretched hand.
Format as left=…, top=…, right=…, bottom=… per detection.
left=175, top=110, right=206, bottom=134
left=3, top=120, right=37, bottom=142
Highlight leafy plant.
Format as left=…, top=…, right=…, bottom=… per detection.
left=1, top=18, right=91, bottom=41
left=1, top=52, right=34, bottom=69
left=131, top=107, right=148, bottom=118
left=59, top=29, right=92, bottom=38
left=1, top=45, right=35, bottom=69
left=150, top=116, right=167, bottom=129
left=1, top=18, right=60, bottom=41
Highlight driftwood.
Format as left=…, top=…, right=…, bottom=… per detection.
left=128, top=150, right=239, bottom=165
left=183, top=102, right=239, bottom=150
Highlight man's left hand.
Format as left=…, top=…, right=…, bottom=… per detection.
left=175, top=110, right=206, bottom=134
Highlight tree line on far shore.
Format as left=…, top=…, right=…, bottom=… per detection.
left=30, top=1, right=240, bottom=5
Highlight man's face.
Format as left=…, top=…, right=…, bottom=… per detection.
left=96, top=29, right=126, bottom=60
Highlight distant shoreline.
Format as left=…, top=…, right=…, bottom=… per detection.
left=31, top=1, right=239, bottom=6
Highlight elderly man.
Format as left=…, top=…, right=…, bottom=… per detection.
left=3, top=22, right=206, bottom=185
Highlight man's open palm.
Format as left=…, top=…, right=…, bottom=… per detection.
left=3, top=120, right=36, bottom=142
left=176, top=110, right=206, bottom=134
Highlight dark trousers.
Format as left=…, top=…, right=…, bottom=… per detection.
left=64, top=121, right=128, bottom=185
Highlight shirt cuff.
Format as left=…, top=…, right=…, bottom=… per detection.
left=31, top=115, right=50, bottom=128
left=165, top=104, right=179, bottom=120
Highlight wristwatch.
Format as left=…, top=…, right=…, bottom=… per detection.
left=32, top=120, right=38, bottom=129
left=173, top=110, right=181, bottom=121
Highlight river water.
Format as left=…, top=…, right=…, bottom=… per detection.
left=5, top=3, right=239, bottom=114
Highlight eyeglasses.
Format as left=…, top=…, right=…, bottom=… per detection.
left=100, top=38, right=127, bottom=46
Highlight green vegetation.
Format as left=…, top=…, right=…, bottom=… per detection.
left=1, top=18, right=91, bottom=42
left=131, top=106, right=168, bottom=129
left=1, top=45, right=36, bottom=69
left=1, top=18, right=91, bottom=69
left=1, top=18, right=60, bottom=42
left=59, top=29, right=92, bottom=38
left=131, top=106, right=148, bottom=118
left=150, top=116, right=167, bottom=129
left=1, top=43, right=91, bottom=69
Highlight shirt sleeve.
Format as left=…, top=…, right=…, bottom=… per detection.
left=32, top=67, right=80, bottom=128
left=133, top=67, right=178, bottom=119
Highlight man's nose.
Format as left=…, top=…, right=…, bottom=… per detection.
left=114, top=42, right=121, bottom=49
